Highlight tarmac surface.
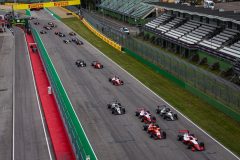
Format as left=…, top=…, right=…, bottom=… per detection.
left=13, top=27, right=51, bottom=160
left=0, top=28, right=14, bottom=160
left=31, top=9, right=239, bottom=160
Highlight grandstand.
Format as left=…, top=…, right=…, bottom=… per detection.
left=144, top=2, right=240, bottom=78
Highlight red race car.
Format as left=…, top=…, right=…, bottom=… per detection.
left=135, top=108, right=156, bottom=124
left=109, top=76, right=124, bottom=86
left=177, top=130, right=205, bottom=151
left=143, top=123, right=166, bottom=140
left=92, top=61, right=103, bottom=69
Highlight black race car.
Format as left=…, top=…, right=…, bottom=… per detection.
left=63, top=39, right=71, bottom=44
left=72, top=38, right=83, bottom=45
left=156, top=105, right=178, bottom=121
left=43, top=25, right=52, bottom=30
left=59, top=32, right=66, bottom=37
left=50, top=24, right=57, bottom=28
left=75, top=59, right=86, bottom=67
left=75, top=40, right=83, bottom=45
left=107, top=101, right=126, bottom=115
left=69, top=32, right=76, bottom=36
left=40, top=30, right=47, bottom=34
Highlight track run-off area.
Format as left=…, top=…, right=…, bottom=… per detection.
left=28, top=9, right=239, bottom=160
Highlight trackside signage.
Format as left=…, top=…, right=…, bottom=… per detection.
left=28, top=3, right=44, bottom=9
left=54, top=1, right=69, bottom=7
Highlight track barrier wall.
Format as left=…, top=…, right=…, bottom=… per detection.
left=81, top=18, right=122, bottom=51
left=31, top=27, right=97, bottom=160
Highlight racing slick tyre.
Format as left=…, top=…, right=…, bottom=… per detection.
left=177, top=135, right=183, bottom=141
left=112, top=110, right=115, bottom=114
left=187, top=144, right=193, bottom=149
left=143, top=125, right=148, bottom=131
left=174, top=114, right=178, bottom=120
left=200, top=142, right=205, bottom=148
left=163, top=115, right=167, bottom=119
left=107, top=104, right=111, bottom=109
left=141, top=118, right=144, bottom=122
left=162, top=131, right=166, bottom=139
left=122, top=108, right=126, bottom=114
left=135, top=112, right=139, bottom=116
left=152, top=116, right=156, bottom=122
left=108, top=78, right=112, bottom=82
left=150, top=133, right=154, bottom=138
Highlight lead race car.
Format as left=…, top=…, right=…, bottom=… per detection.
left=92, top=61, right=103, bottom=69
left=107, top=101, right=126, bottom=115
left=143, top=123, right=166, bottom=140
left=177, top=130, right=205, bottom=151
left=156, top=105, right=178, bottom=121
left=135, top=108, right=156, bottom=124
left=109, top=76, right=124, bottom=86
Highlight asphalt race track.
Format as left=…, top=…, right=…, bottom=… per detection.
left=14, top=27, right=52, bottom=160
left=31, top=9, right=239, bottom=160
left=0, top=29, right=14, bottom=160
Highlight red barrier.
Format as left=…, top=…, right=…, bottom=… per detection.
left=25, top=32, right=75, bottom=160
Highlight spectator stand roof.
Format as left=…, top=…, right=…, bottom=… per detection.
left=149, top=2, right=240, bottom=25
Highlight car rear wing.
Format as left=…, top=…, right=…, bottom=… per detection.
left=179, top=130, right=189, bottom=133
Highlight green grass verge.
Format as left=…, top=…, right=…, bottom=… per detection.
left=61, top=17, right=240, bottom=157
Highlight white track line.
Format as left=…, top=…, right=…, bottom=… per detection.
left=79, top=26, right=240, bottom=160
left=12, top=31, right=15, bottom=160
left=24, top=32, right=53, bottom=160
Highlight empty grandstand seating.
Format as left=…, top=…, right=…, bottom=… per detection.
left=156, top=17, right=184, bottom=33
left=200, top=28, right=239, bottom=49
left=145, top=14, right=172, bottom=30
left=144, top=15, right=240, bottom=63
left=220, top=40, right=240, bottom=59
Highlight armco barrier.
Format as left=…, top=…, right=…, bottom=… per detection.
left=82, top=18, right=122, bottom=51
left=31, top=28, right=97, bottom=160
left=123, top=47, right=240, bottom=122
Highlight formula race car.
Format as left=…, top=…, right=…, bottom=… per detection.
left=143, top=123, right=166, bottom=140
left=109, top=76, right=124, bottom=86
left=58, top=32, right=66, bottom=37
left=107, top=101, right=126, bottom=115
left=91, top=61, right=103, bottom=69
left=72, top=38, right=84, bottom=45
left=48, top=22, right=57, bottom=28
left=135, top=108, right=156, bottom=124
left=75, top=40, right=84, bottom=45
left=69, top=32, right=76, bottom=36
left=50, top=24, right=57, bottom=28
left=43, top=25, right=52, bottom=30
left=156, top=105, right=178, bottom=121
left=63, top=39, right=71, bottom=44
left=75, top=59, right=86, bottom=67
left=40, top=30, right=47, bottom=34
left=177, top=130, right=205, bottom=151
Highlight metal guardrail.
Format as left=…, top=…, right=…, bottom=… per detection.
left=31, top=27, right=97, bottom=160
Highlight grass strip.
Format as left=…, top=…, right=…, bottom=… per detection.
left=62, top=17, right=240, bottom=156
